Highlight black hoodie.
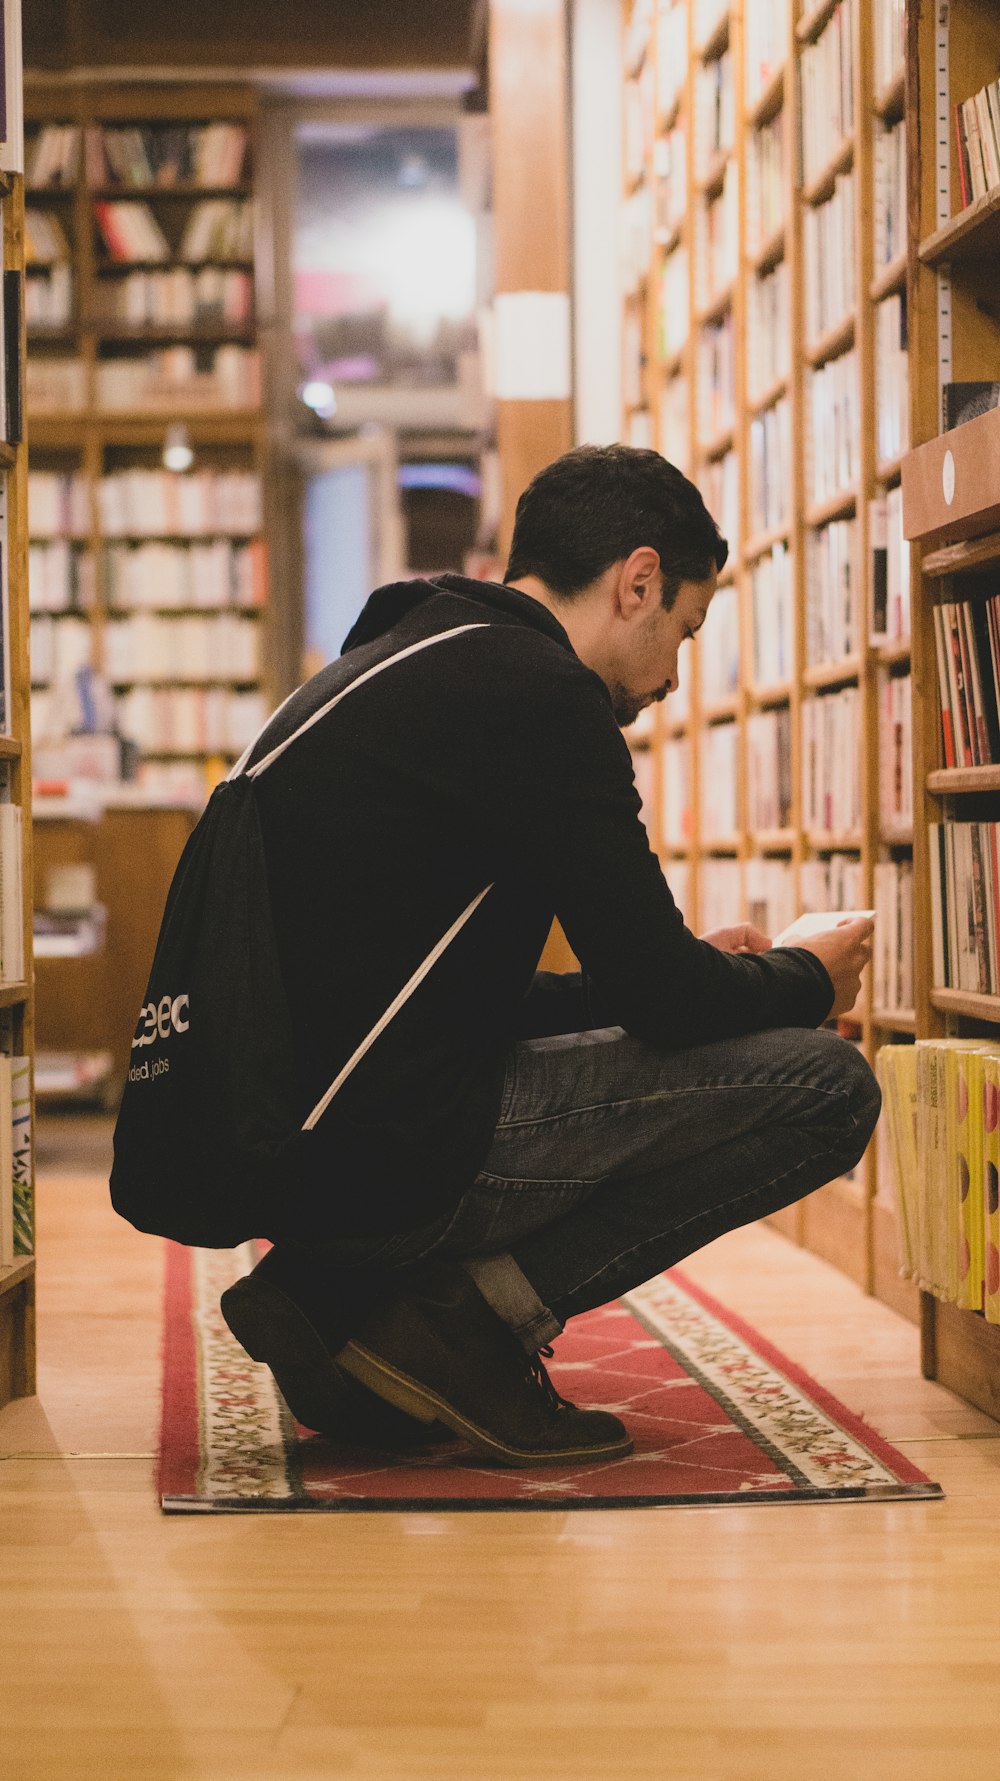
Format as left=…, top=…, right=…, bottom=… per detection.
left=251, top=574, right=834, bottom=1241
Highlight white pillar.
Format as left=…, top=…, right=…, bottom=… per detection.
left=571, top=0, right=623, bottom=446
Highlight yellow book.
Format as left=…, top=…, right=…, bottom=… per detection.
left=876, top=1044, right=919, bottom=1279
left=955, top=1049, right=984, bottom=1312
left=983, top=1053, right=1000, bottom=1325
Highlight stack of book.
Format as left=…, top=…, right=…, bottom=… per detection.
left=698, top=584, right=739, bottom=702
left=115, top=684, right=268, bottom=756
left=869, top=487, right=910, bottom=641
left=954, top=78, right=1000, bottom=205
left=745, top=857, right=796, bottom=940
left=696, top=312, right=735, bottom=441
left=875, top=293, right=909, bottom=463
left=805, top=517, right=858, bottom=665
left=803, top=173, right=855, bottom=342
left=743, top=0, right=787, bottom=105
left=802, top=687, right=862, bottom=834
left=102, top=539, right=266, bottom=610
left=807, top=349, right=859, bottom=502
left=749, top=543, right=793, bottom=687
left=873, top=859, right=913, bottom=1013
left=26, top=125, right=80, bottom=189
left=877, top=1040, right=1000, bottom=1318
left=932, top=595, right=1000, bottom=768
left=94, top=266, right=252, bottom=328
left=745, top=111, right=785, bottom=254
left=97, top=467, right=261, bottom=535
left=700, top=857, right=742, bottom=932
left=28, top=470, right=90, bottom=537
left=104, top=612, right=262, bottom=683
left=698, top=451, right=738, bottom=556
left=928, top=821, right=1000, bottom=995
left=873, top=119, right=906, bottom=271
left=878, top=673, right=913, bottom=832
left=661, top=736, right=692, bottom=849
left=747, top=708, right=792, bottom=830
left=799, top=0, right=856, bottom=187
left=85, top=123, right=248, bottom=189
left=747, top=261, right=789, bottom=402
left=700, top=723, right=739, bottom=841
left=748, top=396, right=790, bottom=534
left=28, top=542, right=94, bottom=614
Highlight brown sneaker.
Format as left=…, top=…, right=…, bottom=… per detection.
left=220, top=1254, right=445, bottom=1450
left=335, top=1260, right=633, bottom=1468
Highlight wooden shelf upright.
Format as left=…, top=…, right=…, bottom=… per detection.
left=898, top=0, right=1000, bottom=1420
left=0, top=19, right=39, bottom=1412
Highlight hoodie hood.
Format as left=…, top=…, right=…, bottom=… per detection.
left=340, top=574, right=574, bottom=655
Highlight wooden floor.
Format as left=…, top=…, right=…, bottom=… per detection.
left=2, top=1118, right=1000, bottom=1780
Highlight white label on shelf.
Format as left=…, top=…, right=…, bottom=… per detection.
left=942, top=448, right=955, bottom=506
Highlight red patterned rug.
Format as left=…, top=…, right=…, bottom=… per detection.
left=159, top=1242, right=941, bottom=1512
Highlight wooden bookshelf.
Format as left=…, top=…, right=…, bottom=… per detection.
left=0, top=14, right=39, bottom=1412
left=897, top=0, right=1000, bottom=1418
left=24, top=82, right=269, bottom=805
left=622, top=0, right=915, bottom=1311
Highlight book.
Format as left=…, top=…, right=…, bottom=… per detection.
left=3, top=270, right=22, bottom=446
left=774, top=909, right=874, bottom=947
left=942, top=381, right=1000, bottom=431
left=0, top=1055, right=11, bottom=1267
left=10, top=1055, right=30, bottom=1255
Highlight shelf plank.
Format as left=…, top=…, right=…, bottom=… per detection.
left=796, top=0, right=839, bottom=44
left=0, top=736, right=22, bottom=759
left=805, top=488, right=857, bottom=528
left=742, top=523, right=790, bottom=562
left=702, top=696, right=739, bottom=723
left=870, top=253, right=906, bottom=302
left=0, top=982, right=30, bottom=1008
left=749, top=828, right=795, bottom=853
left=0, top=1256, right=34, bottom=1299
left=0, top=443, right=16, bottom=471
left=873, top=636, right=911, bottom=665
left=805, top=831, right=863, bottom=851
left=696, top=422, right=735, bottom=462
left=873, top=69, right=905, bottom=123
left=745, top=65, right=785, bottom=131
left=801, top=137, right=853, bottom=208
left=919, top=185, right=1000, bottom=267
left=925, top=1297, right=1000, bottom=1421
left=695, top=279, right=735, bottom=328
left=746, top=680, right=792, bottom=707
left=872, top=1008, right=916, bottom=1032
left=930, top=988, right=1000, bottom=1022
left=876, top=452, right=904, bottom=485
left=922, top=529, right=1000, bottom=578
left=802, top=654, right=861, bottom=689
left=927, top=766, right=1000, bottom=794
left=748, top=222, right=786, bottom=276
left=805, top=312, right=855, bottom=368
left=695, top=8, right=730, bottom=62
left=747, top=373, right=788, bottom=419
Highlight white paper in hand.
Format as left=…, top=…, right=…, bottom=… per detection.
left=773, top=909, right=875, bottom=947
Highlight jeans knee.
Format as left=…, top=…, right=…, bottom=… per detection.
left=835, top=1041, right=882, bottom=1163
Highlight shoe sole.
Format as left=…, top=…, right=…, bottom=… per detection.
left=220, top=1276, right=354, bottom=1434
left=337, top=1339, right=634, bottom=1469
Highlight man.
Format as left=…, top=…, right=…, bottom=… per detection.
left=222, top=444, right=878, bottom=1468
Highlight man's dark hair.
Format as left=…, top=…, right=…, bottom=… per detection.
left=504, top=444, right=729, bottom=607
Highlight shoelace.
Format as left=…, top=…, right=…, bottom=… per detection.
left=527, top=1343, right=570, bottom=1419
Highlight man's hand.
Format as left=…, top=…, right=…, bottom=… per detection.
left=700, top=923, right=772, bottom=955
left=791, top=916, right=874, bottom=1017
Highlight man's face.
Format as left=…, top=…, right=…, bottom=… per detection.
left=609, top=574, right=716, bottom=728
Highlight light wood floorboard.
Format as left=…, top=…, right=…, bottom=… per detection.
left=1, top=1116, right=999, bottom=1779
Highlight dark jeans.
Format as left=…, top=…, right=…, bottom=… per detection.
left=328, top=1024, right=881, bottom=1351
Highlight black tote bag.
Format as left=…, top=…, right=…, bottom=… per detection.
left=109, top=624, right=491, bottom=1247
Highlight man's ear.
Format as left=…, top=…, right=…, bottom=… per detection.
left=616, top=546, right=662, bottom=620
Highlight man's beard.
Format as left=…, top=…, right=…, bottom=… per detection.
left=612, top=682, right=670, bottom=728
